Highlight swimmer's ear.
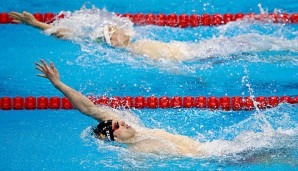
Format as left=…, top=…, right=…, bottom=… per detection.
left=109, top=26, right=116, bottom=32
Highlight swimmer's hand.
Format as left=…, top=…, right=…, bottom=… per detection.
left=9, top=11, right=52, bottom=30
left=35, top=59, right=60, bottom=87
left=9, top=11, right=38, bottom=26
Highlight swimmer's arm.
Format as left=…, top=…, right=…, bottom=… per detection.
left=53, top=81, right=118, bottom=121
left=35, top=59, right=118, bottom=121
left=9, top=11, right=70, bottom=39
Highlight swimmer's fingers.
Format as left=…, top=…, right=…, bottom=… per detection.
left=35, top=64, right=47, bottom=79
left=9, top=11, right=22, bottom=15
left=50, top=62, right=58, bottom=73
left=23, top=11, right=35, bottom=19
left=23, top=11, right=31, bottom=16
left=40, top=59, right=51, bottom=72
left=8, top=12, right=21, bottom=18
left=11, top=20, right=21, bottom=24
left=8, top=15, right=19, bottom=21
left=35, top=66, right=43, bottom=73
left=35, top=62, right=46, bottom=73
left=35, top=62, right=44, bottom=68
left=35, top=66, right=46, bottom=77
left=36, top=74, right=46, bottom=78
left=9, top=12, right=24, bottom=20
left=9, top=11, right=36, bottom=25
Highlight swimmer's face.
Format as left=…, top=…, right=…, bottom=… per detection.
left=112, top=120, right=136, bottom=142
left=107, top=28, right=131, bottom=47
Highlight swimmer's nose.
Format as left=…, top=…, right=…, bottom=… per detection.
left=120, top=121, right=126, bottom=126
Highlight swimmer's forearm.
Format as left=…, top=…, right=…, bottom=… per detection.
left=33, top=21, right=53, bottom=30
left=53, top=81, right=96, bottom=116
left=34, top=21, right=71, bottom=39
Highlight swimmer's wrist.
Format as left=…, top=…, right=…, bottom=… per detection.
left=52, top=80, right=63, bottom=88
left=33, top=21, right=52, bottom=30
left=30, top=20, right=41, bottom=27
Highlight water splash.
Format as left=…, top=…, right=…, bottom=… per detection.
left=258, top=3, right=267, bottom=14
left=202, top=103, right=298, bottom=164
left=242, top=64, right=274, bottom=132
left=45, top=3, right=135, bottom=42
left=55, top=4, right=298, bottom=165
left=80, top=104, right=298, bottom=168
left=42, top=4, right=298, bottom=75
left=182, top=33, right=298, bottom=60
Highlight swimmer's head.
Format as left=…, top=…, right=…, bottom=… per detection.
left=93, top=120, right=136, bottom=142
left=93, top=26, right=131, bottom=48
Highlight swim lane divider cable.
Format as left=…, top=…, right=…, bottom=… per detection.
left=0, top=12, right=298, bottom=27
left=0, top=95, right=297, bottom=111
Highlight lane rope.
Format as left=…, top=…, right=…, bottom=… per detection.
left=0, top=95, right=297, bottom=110
left=0, top=12, right=298, bottom=27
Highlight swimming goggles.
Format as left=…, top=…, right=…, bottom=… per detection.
left=94, top=26, right=116, bottom=45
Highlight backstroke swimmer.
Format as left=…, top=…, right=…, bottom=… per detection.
left=10, top=11, right=297, bottom=62
left=35, top=59, right=296, bottom=161
left=35, top=59, right=207, bottom=157
left=36, top=60, right=204, bottom=156
left=9, top=11, right=193, bottom=61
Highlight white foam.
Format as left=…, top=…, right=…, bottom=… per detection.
left=45, top=4, right=135, bottom=42
left=181, top=33, right=298, bottom=61
left=201, top=123, right=297, bottom=164
left=45, top=5, right=298, bottom=75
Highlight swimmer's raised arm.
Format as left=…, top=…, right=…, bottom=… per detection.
left=9, top=11, right=71, bottom=39
left=35, top=59, right=119, bottom=121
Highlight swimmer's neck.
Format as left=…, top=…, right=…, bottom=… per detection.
left=124, top=41, right=137, bottom=49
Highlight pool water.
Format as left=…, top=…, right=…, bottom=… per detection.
left=0, top=0, right=298, bottom=170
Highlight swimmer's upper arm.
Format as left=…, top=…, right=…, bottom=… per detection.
left=88, top=106, right=121, bottom=122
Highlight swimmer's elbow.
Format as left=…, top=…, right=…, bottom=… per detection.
left=81, top=107, right=100, bottom=120
left=51, top=28, right=72, bottom=39
left=84, top=106, right=111, bottom=121
left=52, top=32, right=68, bottom=39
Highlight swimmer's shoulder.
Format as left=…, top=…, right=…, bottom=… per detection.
left=134, top=39, right=165, bottom=46
left=92, top=105, right=121, bottom=121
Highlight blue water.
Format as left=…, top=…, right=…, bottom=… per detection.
left=0, top=0, right=298, bottom=170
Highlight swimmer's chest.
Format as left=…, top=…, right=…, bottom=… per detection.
left=130, top=129, right=200, bottom=155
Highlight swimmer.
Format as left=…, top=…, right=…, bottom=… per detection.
left=35, top=60, right=295, bottom=161
left=9, top=11, right=190, bottom=61
left=35, top=59, right=205, bottom=157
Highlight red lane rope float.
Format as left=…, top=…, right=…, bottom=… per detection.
left=0, top=96, right=297, bottom=111
left=1, top=12, right=298, bottom=26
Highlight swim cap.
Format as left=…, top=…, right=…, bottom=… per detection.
left=91, top=26, right=115, bottom=45
left=103, top=26, right=112, bottom=45
left=93, top=120, right=115, bottom=141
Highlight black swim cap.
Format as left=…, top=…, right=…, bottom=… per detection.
left=93, top=120, right=115, bottom=141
